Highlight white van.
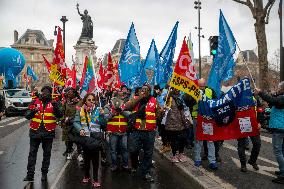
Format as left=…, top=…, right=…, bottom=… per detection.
left=0, top=89, right=32, bottom=116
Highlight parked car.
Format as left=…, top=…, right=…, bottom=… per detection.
left=0, top=89, right=32, bottom=116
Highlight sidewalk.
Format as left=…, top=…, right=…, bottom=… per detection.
left=153, top=131, right=283, bottom=189
left=154, top=140, right=235, bottom=189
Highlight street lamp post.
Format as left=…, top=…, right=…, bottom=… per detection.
left=194, top=0, right=204, bottom=79
left=54, top=16, right=68, bottom=59
left=279, top=0, right=283, bottom=81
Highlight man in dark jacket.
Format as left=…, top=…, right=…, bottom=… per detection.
left=255, top=81, right=284, bottom=184
left=23, top=86, right=63, bottom=182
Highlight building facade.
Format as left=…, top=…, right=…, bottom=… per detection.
left=11, top=29, right=54, bottom=88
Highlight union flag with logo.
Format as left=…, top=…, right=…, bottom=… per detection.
left=169, top=37, right=200, bottom=101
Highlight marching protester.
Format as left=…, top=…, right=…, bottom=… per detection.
left=23, top=86, right=63, bottom=182
left=191, top=78, right=218, bottom=170
left=104, top=92, right=130, bottom=171
left=61, top=87, right=81, bottom=160
left=125, top=84, right=162, bottom=182
left=73, top=93, right=106, bottom=188
left=237, top=92, right=261, bottom=172
left=255, top=81, right=284, bottom=184
left=164, top=88, right=188, bottom=162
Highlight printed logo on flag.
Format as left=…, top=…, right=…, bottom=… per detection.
left=238, top=117, right=252, bottom=133
left=202, top=122, right=213, bottom=135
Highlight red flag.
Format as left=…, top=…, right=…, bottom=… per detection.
left=196, top=107, right=259, bottom=141
left=97, top=60, right=105, bottom=89
left=104, top=53, right=115, bottom=90
left=42, top=55, right=51, bottom=73
left=80, top=56, right=89, bottom=88
left=114, top=61, right=121, bottom=89
left=66, top=64, right=77, bottom=89
left=53, top=27, right=66, bottom=79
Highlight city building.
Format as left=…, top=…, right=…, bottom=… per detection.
left=11, top=29, right=54, bottom=88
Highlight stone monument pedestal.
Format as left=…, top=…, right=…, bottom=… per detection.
left=74, top=39, right=98, bottom=79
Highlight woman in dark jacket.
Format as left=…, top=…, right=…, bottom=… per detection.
left=73, top=93, right=105, bottom=188
left=165, top=88, right=188, bottom=163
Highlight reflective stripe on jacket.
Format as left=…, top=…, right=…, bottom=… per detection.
left=30, top=98, right=57, bottom=131
left=134, top=97, right=157, bottom=131
left=107, top=114, right=128, bottom=133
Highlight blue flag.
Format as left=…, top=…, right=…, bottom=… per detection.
left=159, top=21, right=179, bottom=85
left=139, top=59, right=147, bottom=86
left=118, top=23, right=141, bottom=88
left=27, top=66, right=38, bottom=81
left=207, top=10, right=236, bottom=97
left=143, top=39, right=161, bottom=85
left=5, top=68, right=17, bottom=88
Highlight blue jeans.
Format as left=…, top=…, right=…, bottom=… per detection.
left=193, top=119, right=216, bottom=164
left=128, top=130, right=156, bottom=176
left=109, top=134, right=128, bottom=167
left=272, top=132, right=284, bottom=176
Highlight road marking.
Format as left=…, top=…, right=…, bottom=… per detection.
left=50, top=158, right=71, bottom=189
left=223, top=143, right=278, bottom=166
left=6, top=118, right=27, bottom=126
left=231, top=157, right=278, bottom=178
left=260, top=135, right=272, bottom=143
left=0, top=117, right=18, bottom=124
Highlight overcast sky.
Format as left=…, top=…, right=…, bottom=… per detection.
left=0, top=0, right=281, bottom=65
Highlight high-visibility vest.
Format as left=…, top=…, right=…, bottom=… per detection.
left=29, top=98, right=57, bottom=131
left=192, top=88, right=213, bottom=118
left=134, top=97, right=157, bottom=131
left=31, top=91, right=38, bottom=100
left=107, top=114, right=128, bottom=133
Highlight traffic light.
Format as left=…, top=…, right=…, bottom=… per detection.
left=209, top=36, right=218, bottom=56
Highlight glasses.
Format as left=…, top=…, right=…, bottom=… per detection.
left=87, top=98, right=95, bottom=102
left=141, top=88, right=149, bottom=92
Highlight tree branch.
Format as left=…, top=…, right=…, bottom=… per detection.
left=264, top=0, right=276, bottom=24
left=232, top=0, right=255, bottom=17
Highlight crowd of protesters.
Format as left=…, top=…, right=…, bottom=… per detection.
left=22, top=79, right=284, bottom=187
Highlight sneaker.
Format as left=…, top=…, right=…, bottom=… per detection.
left=82, top=177, right=90, bottom=183
left=41, top=174, right=47, bottom=182
left=178, top=154, right=188, bottom=162
left=171, top=155, right=180, bottom=163
left=66, top=153, right=72, bottom=160
left=144, top=173, right=154, bottom=182
left=23, top=175, right=34, bottom=182
left=248, top=160, right=259, bottom=170
left=122, top=165, right=130, bottom=171
left=92, top=181, right=101, bottom=187
left=241, top=165, right=247, bottom=172
left=209, top=163, right=218, bottom=170
left=272, top=176, right=284, bottom=184
left=194, top=160, right=202, bottom=167
left=77, top=154, right=84, bottom=162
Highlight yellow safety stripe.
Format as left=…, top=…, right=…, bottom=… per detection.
left=44, top=113, right=55, bottom=117
left=136, top=119, right=142, bottom=123
left=113, top=115, right=125, bottom=118
left=31, top=118, right=41, bottom=123
left=108, top=122, right=128, bottom=126
left=43, top=120, right=57, bottom=123
left=146, top=120, right=156, bottom=123
left=146, top=112, right=155, bottom=116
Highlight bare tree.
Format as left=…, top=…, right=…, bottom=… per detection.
left=232, top=0, right=276, bottom=90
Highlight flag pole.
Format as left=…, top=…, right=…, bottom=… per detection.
left=89, top=51, right=102, bottom=107
left=236, top=42, right=257, bottom=89
left=52, top=79, right=55, bottom=100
